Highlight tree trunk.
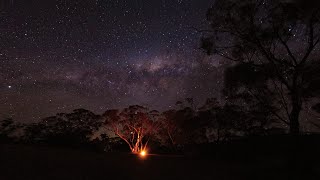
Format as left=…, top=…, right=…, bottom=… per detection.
left=289, top=91, right=302, bottom=135
left=289, top=108, right=300, bottom=135
left=288, top=102, right=301, bottom=179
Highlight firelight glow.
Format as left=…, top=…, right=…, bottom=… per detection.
left=140, top=150, right=147, bottom=157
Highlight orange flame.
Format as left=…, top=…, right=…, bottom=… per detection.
left=140, top=150, right=147, bottom=157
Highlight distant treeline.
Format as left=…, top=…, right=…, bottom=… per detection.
left=1, top=97, right=304, bottom=153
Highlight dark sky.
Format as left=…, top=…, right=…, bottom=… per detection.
left=0, top=0, right=226, bottom=122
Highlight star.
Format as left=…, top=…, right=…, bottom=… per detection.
left=0, top=0, right=222, bottom=122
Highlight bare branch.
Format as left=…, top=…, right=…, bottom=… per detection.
left=247, top=89, right=289, bottom=125
left=300, top=19, right=319, bottom=65
left=277, top=32, right=298, bottom=66
left=271, top=79, right=290, bottom=119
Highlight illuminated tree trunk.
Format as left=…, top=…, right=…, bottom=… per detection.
left=119, top=131, right=146, bottom=153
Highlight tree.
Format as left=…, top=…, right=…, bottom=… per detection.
left=103, top=105, right=160, bottom=153
left=201, top=0, right=320, bottom=134
left=0, top=118, right=19, bottom=142
left=160, top=109, right=185, bottom=150
left=310, top=103, right=320, bottom=129
left=170, top=99, right=213, bottom=144
left=313, top=104, right=320, bottom=114
left=25, top=109, right=102, bottom=145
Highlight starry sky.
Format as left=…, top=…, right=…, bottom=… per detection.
left=0, top=0, right=228, bottom=122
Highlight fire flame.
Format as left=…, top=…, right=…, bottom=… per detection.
left=140, top=150, right=147, bottom=157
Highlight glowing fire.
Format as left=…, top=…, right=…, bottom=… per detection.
left=140, top=150, right=147, bottom=157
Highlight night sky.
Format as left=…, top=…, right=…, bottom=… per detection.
left=0, top=0, right=226, bottom=122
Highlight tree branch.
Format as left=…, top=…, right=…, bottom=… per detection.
left=277, top=32, right=298, bottom=66
left=247, top=89, right=289, bottom=125
left=271, top=79, right=290, bottom=119
left=300, top=19, right=319, bottom=65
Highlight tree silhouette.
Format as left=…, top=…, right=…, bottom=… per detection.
left=313, top=104, right=320, bottom=114
left=103, top=105, right=160, bottom=153
left=160, top=108, right=195, bottom=150
left=25, top=109, right=101, bottom=145
left=0, top=118, right=19, bottom=142
left=160, top=110, right=180, bottom=148
left=166, top=99, right=208, bottom=144
left=201, top=0, right=320, bottom=134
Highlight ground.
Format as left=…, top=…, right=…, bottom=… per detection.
left=1, top=136, right=320, bottom=180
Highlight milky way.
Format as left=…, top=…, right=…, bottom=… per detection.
left=0, top=0, right=225, bottom=122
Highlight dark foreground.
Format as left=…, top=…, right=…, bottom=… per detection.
left=1, top=136, right=320, bottom=180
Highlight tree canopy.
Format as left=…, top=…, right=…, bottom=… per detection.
left=201, top=0, right=320, bottom=134
left=103, top=105, right=161, bottom=153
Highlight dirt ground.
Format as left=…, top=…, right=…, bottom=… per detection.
left=0, top=142, right=319, bottom=180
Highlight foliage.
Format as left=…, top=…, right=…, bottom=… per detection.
left=2, top=97, right=295, bottom=151
left=201, top=0, right=320, bottom=134
left=312, top=103, right=320, bottom=114
left=103, top=105, right=161, bottom=153
left=25, top=109, right=102, bottom=145
left=0, top=118, right=20, bottom=142
left=160, top=106, right=198, bottom=148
